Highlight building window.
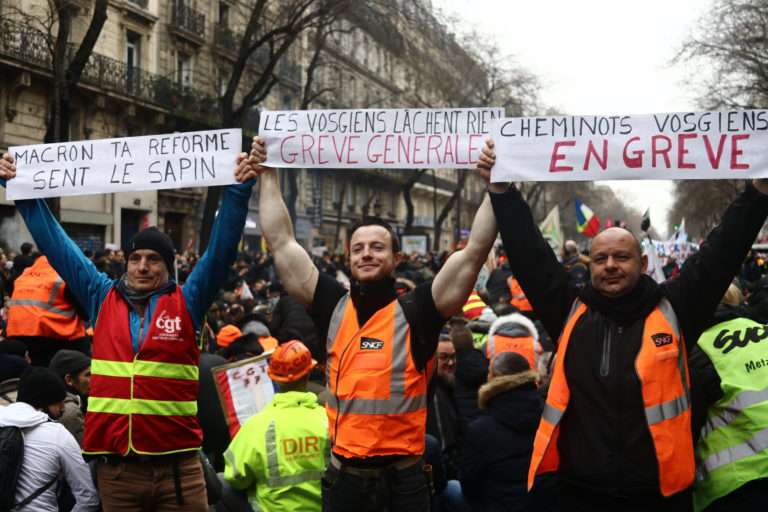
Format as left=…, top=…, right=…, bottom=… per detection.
left=126, top=30, right=141, bottom=92
left=218, top=1, right=230, bottom=26
left=176, top=52, right=193, bottom=87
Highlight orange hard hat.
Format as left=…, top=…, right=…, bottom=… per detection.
left=217, top=324, right=242, bottom=348
left=267, top=340, right=317, bottom=383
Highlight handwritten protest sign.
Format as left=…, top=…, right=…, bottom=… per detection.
left=212, top=353, right=275, bottom=438
left=260, top=108, right=503, bottom=169
left=489, top=110, right=768, bottom=182
left=7, top=129, right=242, bottom=200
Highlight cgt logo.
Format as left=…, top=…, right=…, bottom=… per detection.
left=155, top=310, right=182, bottom=335
left=360, top=337, right=384, bottom=350
left=652, top=333, right=673, bottom=348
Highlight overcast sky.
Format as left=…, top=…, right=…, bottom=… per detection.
left=433, top=0, right=716, bottom=236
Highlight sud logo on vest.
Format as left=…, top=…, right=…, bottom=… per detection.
left=360, top=337, right=384, bottom=350
left=154, top=310, right=182, bottom=340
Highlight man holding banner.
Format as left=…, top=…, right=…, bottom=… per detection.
left=248, top=134, right=498, bottom=511
left=0, top=149, right=262, bottom=511
left=477, top=138, right=768, bottom=511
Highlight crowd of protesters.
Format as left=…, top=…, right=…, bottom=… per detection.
left=0, top=138, right=768, bottom=512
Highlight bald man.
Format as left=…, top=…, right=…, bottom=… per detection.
left=477, top=140, right=768, bottom=512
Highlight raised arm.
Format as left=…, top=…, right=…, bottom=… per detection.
left=432, top=192, right=497, bottom=318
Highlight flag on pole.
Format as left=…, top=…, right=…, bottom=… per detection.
left=539, top=205, right=563, bottom=253
left=641, top=208, right=651, bottom=232
left=575, top=198, right=600, bottom=238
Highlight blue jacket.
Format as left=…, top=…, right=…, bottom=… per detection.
left=7, top=182, right=253, bottom=351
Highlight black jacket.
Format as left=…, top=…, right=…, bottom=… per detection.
left=490, top=183, right=768, bottom=496
left=454, top=347, right=489, bottom=426
left=460, top=370, right=559, bottom=512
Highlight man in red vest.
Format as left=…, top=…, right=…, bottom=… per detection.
left=250, top=136, right=499, bottom=511
left=477, top=140, right=768, bottom=511
left=0, top=151, right=262, bottom=511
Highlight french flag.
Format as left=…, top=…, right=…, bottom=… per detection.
left=575, top=198, right=600, bottom=238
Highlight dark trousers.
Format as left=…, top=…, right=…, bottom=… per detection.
left=705, top=478, right=768, bottom=511
left=560, top=481, right=693, bottom=512
left=322, top=460, right=431, bottom=512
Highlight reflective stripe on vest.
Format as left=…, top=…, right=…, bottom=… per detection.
left=528, top=298, right=693, bottom=496
left=326, top=296, right=423, bottom=415
left=6, top=278, right=76, bottom=317
left=264, top=420, right=325, bottom=487
left=693, top=317, right=768, bottom=510
left=91, top=359, right=199, bottom=381
left=88, top=397, right=197, bottom=416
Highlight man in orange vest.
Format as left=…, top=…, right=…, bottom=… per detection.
left=478, top=140, right=768, bottom=511
left=250, top=136, right=499, bottom=511
left=0, top=150, right=262, bottom=511
left=6, top=254, right=88, bottom=366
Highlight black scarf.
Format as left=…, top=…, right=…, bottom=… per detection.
left=116, top=275, right=176, bottom=312
left=579, top=274, right=662, bottom=327
left=350, top=276, right=397, bottom=327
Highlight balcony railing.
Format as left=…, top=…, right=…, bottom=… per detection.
left=213, top=25, right=240, bottom=53
left=171, top=0, right=206, bottom=38
left=0, top=18, right=218, bottom=122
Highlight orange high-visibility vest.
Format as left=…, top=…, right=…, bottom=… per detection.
left=6, top=256, right=86, bottom=340
left=507, top=277, right=533, bottom=312
left=528, top=298, right=694, bottom=496
left=486, top=334, right=537, bottom=369
left=326, top=295, right=434, bottom=458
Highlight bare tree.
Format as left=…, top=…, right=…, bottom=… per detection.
left=432, top=170, right=467, bottom=251
left=668, top=180, right=742, bottom=238
left=199, top=0, right=353, bottom=250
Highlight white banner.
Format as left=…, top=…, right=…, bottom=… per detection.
left=490, top=110, right=768, bottom=182
left=260, top=108, right=503, bottom=169
left=212, top=353, right=275, bottom=437
left=7, top=129, right=242, bottom=199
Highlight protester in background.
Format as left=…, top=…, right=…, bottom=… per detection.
left=252, top=134, right=498, bottom=511
left=688, top=284, right=768, bottom=511
left=427, top=337, right=462, bottom=478
left=451, top=321, right=490, bottom=427
left=460, top=352, right=559, bottom=512
left=0, top=367, right=99, bottom=511
left=0, top=150, right=261, bottom=511
left=478, top=139, right=768, bottom=511
left=224, top=341, right=328, bottom=512
left=48, top=349, right=91, bottom=445
left=485, top=312, right=544, bottom=375
left=0, top=339, right=29, bottom=406
left=561, top=240, right=590, bottom=289
left=6, top=254, right=89, bottom=366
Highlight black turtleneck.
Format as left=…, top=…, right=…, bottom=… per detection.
left=309, top=272, right=446, bottom=371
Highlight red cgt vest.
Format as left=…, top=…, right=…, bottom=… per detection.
left=83, top=287, right=202, bottom=455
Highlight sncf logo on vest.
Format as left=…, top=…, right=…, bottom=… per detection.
left=360, top=337, right=384, bottom=350
left=155, top=310, right=182, bottom=336
left=713, top=325, right=768, bottom=354
left=652, top=333, right=673, bottom=348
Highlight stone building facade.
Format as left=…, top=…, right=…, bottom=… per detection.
left=0, top=0, right=494, bottom=255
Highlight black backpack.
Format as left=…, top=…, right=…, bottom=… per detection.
left=0, top=425, right=57, bottom=511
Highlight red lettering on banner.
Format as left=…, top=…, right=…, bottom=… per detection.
left=703, top=134, right=727, bottom=169
left=468, top=134, right=483, bottom=165
left=677, top=134, right=697, bottom=169
left=622, top=137, right=644, bottom=168
left=346, top=135, right=360, bottom=164
left=731, top=134, right=750, bottom=170
left=396, top=136, right=410, bottom=164
left=412, top=135, right=425, bottom=164
left=383, top=135, right=395, bottom=164
left=317, top=135, right=329, bottom=165
left=280, top=135, right=297, bottom=164
left=427, top=135, right=442, bottom=164
left=367, top=135, right=382, bottom=163
left=331, top=136, right=345, bottom=162
left=549, top=141, right=576, bottom=172
left=651, top=135, right=672, bottom=168
left=584, top=139, right=608, bottom=170
left=301, top=135, right=316, bottom=164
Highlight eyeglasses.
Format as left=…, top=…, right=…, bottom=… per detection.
left=437, top=353, right=456, bottom=362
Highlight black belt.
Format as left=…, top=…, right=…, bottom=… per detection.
left=96, top=451, right=194, bottom=466
left=329, top=453, right=422, bottom=477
